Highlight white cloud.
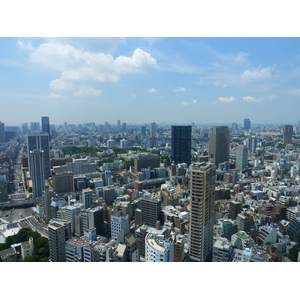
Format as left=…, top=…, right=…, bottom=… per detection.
left=73, top=86, right=102, bottom=97
left=218, top=96, right=236, bottom=103
left=147, top=88, right=157, bottom=93
left=243, top=96, right=261, bottom=103
left=282, top=89, right=300, bottom=96
left=173, top=87, right=186, bottom=92
left=213, top=81, right=227, bottom=88
left=241, top=66, right=273, bottom=80
left=235, top=52, right=248, bottom=63
left=17, top=39, right=34, bottom=51
left=182, top=99, right=197, bottom=105
left=18, top=41, right=158, bottom=93
left=48, top=92, right=62, bottom=99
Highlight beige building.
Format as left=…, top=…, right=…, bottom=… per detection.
left=189, top=162, right=216, bottom=262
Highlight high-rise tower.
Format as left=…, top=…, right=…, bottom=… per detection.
left=29, top=149, right=45, bottom=199
left=208, top=126, right=230, bottom=167
left=189, top=162, right=216, bottom=262
left=171, top=125, right=192, bottom=165
left=283, top=125, right=293, bottom=145
left=0, top=121, right=5, bottom=143
left=27, top=132, right=50, bottom=178
left=41, top=116, right=50, bottom=137
left=244, top=118, right=251, bottom=130
left=235, top=145, right=248, bottom=170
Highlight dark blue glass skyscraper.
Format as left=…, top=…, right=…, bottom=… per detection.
left=171, top=125, right=192, bottom=165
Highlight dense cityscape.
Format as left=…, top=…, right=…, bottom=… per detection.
left=1, top=117, right=300, bottom=262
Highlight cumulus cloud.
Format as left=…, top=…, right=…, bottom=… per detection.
left=243, top=95, right=277, bottom=103
left=17, top=41, right=158, bottom=93
left=218, top=96, right=236, bottom=103
left=147, top=88, right=157, bottom=93
left=173, top=87, right=186, bottom=92
left=241, top=67, right=273, bottom=80
left=73, top=86, right=102, bottom=97
left=182, top=99, right=197, bottom=105
left=235, top=52, right=248, bottom=63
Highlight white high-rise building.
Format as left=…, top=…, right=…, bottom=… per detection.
left=111, top=213, right=130, bottom=243
left=189, top=162, right=216, bottom=262
left=120, top=139, right=128, bottom=149
left=82, top=188, right=94, bottom=209
left=27, top=132, right=50, bottom=177
left=235, top=145, right=248, bottom=170
left=29, top=149, right=45, bottom=199
left=145, top=232, right=174, bottom=262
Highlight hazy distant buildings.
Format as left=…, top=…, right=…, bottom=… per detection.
left=0, top=121, right=5, bottom=143
left=208, top=126, right=230, bottom=166
left=244, top=118, right=251, bottom=130
left=149, top=122, right=157, bottom=138
left=283, top=125, right=293, bottom=145
left=171, top=125, right=192, bottom=165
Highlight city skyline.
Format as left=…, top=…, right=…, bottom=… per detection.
left=1, top=37, right=300, bottom=126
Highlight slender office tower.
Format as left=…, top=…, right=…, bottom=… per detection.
left=29, top=149, right=45, bottom=199
left=41, top=116, right=50, bottom=137
left=208, top=126, right=230, bottom=167
left=235, top=145, right=248, bottom=170
left=27, top=132, right=50, bottom=178
left=283, top=125, right=293, bottom=145
left=189, top=162, right=216, bottom=262
left=171, top=125, right=192, bottom=165
left=244, top=118, right=251, bottom=130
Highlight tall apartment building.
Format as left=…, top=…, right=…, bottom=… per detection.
left=171, top=125, right=192, bottom=165
left=29, top=149, right=45, bottom=199
left=283, top=125, right=293, bottom=145
left=208, top=126, right=230, bottom=166
left=140, top=197, right=162, bottom=228
left=81, top=206, right=105, bottom=236
left=235, top=144, right=248, bottom=170
left=26, top=132, right=50, bottom=177
left=42, top=187, right=55, bottom=223
left=52, top=171, right=74, bottom=194
left=189, top=162, right=216, bottom=262
left=48, top=219, right=71, bottom=262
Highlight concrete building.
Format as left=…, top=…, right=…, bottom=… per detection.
left=189, top=162, right=216, bottom=262
left=212, top=237, right=233, bottom=262
left=82, top=188, right=94, bottom=209
left=134, top=155, right=159, bottom=173
left=235, top=144, right=248, bottom=170
left=29, top=149, right=45, bottom=199
left=41, top=116, right=50, bottom=137
left=208, top=126, right=230, bottom=166
left=27, top=132, right=50, bottom=178
left=145, top=232, right=174, bottom=262
left=283, top=125, right=293, bottom=145
left=111, top=213, right=130, bottom=243
left=52, top=171, right=74, bottom=194
left=48, top=219, right=71, bottom=262
left=140, top=197, right=162, bottom=228
left=244, top=118, right=251, bottom=131
left=0, top=121, right=5, bottom=143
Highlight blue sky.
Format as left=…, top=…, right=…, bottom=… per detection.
left=1, top=37, right=300, bottom=126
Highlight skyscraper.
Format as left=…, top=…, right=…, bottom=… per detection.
left=283, top=125, right=293, bottom=145
left=149, top=122, right=157, bottom=138
left=189, top=162, right=216, bottom=262
left=244, top=118, right=251, bottom=130
left=208, top=126, right=230, bottom=166
left=41, top=116, right=50, bottom=137
left=29, top=149, right=45, bottom=199
left=171, top=125, right=192, bottom=165
left=27, top=132, right=50, bottom=178
left=235, top=144, right=248, bottom=170
left=0, top=121, right=5, bottom=143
